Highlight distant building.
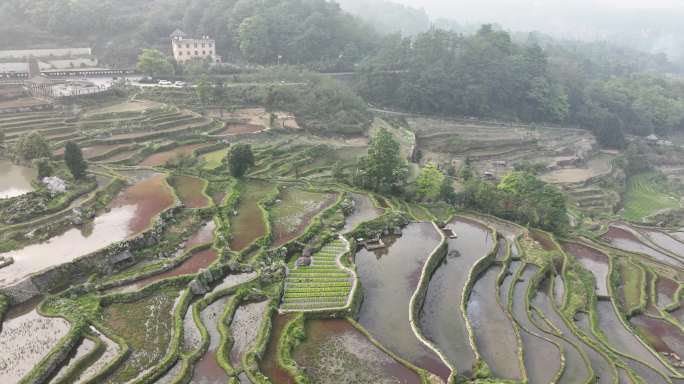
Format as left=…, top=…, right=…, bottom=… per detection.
left=170, top=29, right=221, bottom=64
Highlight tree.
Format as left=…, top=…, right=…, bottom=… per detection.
left=35, top=158, right=53, bottom=179
left=15, top=131, right=50, bottom=161
left=227, top=144, right=255, bottom=177
left=196, top=77, right=211, bottom=108
left=64, top=141, right=87, bottom=179
left=136, top=49, right=174, bottom=78
left=358, top=128, right=408, bottom=192
left=415, top=162, right=445, bottom=201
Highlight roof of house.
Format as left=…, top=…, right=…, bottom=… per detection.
left=170, top=29, right=187, bottom=38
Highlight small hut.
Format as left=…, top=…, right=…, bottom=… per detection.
left=295, top=256, right=312, bottom=267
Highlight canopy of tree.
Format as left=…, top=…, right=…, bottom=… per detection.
left=355, top=128, right=408, bottom=193
left=64, top=142, right=87, bottom=179
left=356, top=25, right=684, bottom=141
left=227, top=144, right=254, bottom=178
left=0, top=0, right=378, bottom=71
left=458, top=171, right=568, bottom=233
left=14, top=131, right=50, bottom=162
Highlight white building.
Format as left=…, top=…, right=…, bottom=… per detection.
left=170, top=29, right=221, bottom=64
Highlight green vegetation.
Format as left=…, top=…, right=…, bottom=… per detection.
left=64, top=141, right=87, bottom=179
left=14, top=131, right=51, bottom=161
left=136, top=49, right=175, bottom=78
left=201, top=147, right=230, bottom=170
left=228, top=144, right=255, bottom=178
left=414, top=162, right=445, bottom=201
left=623, top=172, right=680, bottom=221
left=282, top=239, right=352, bottom=311
left=355, top=128, right=408, bottom=193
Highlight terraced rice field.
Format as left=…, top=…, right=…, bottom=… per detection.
left=282, top=239, right=352, bottom=311
left=623, top=172, right=680, bottom=221
left=270, top=188, right=338, bottom=247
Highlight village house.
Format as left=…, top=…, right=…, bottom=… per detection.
left=170, top=30, right=222, bottom=64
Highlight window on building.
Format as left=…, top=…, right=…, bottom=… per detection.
left=179, top=51, right=183, bottom=55
left=202, top=43, right=205, bottom=48
left=209, top=50, right=213, bottom=55
left=202, top=51, right=206, bottom=55
left=195, top=51, right=198, bottom=55
left=186, top=44, right=190, bottom=48
left=194, top=43, right=198, bottom=48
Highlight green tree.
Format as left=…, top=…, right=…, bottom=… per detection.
left=227, top=144, right=255, bottom=177
left=358, top=128, right=408, bottom=192
left=64, top=141, right=87, bottom=179
left=136, top=49, right=174, bottom=78
left=196, top=77, right=211, bottom=108
left=15, top=131, right=50, bottom=161
left=415, top=162, right=445, bottom=201
left=35, top=158, right=53, bottom=179
left=239, top=15, right=272, bottom=63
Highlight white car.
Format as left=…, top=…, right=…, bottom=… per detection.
left=174, top=81, right=186, bottom=87
left=158, top=80, right=173, bottom=86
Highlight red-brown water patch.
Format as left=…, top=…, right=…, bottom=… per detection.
left=109, top=174, right=175, bottom=233
left=562, top=241, right=610, bottom=297
left=168, top=175, right=209, bottom=208
left=656, top=277, right=679, bottom=307
left=259, top=313, right=296, bottom=384
left=603, top=225, right=683, bottom=268
left=220, top=123, right=265, bottom=135
left=229, top=181, right=275, bottom=252
left=139, top=143, right=207, bottom=167
left=271, top=189, right=338, bottom=248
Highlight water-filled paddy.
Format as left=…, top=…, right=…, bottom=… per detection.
left=342, top=193, right=384, bottom=233
left=510, top=265, right=562, bottom=384
left=270, top=188, right=338, bottom=247
left=0, top=159, right=36, bottom=199
left=49, top=337, right=96, bottom=383
left=229, top=300, right=269, bottom=369
left=356, top=222, right=450, bottom=380
left=101, top=288, right=179, bottom=383
left=169, top=175, right=210, bottom=208
left=594, top=301, right=672, bottom=379
left=259, top=314, right=296, bottom=384
left=656, top=277, right=679, bottom=307
left=229, top=181, right=275, bottom=251
left=467, top=265, right=521, bottom=380
left=0, top=174, right=174, bottom=287
left=603, top=225, right=683, bottom=268
left=139, top=143, right=208, bottom=167
left=420, top=217, right=494, bottom=377
left=0, top=301, right=70, bottom=383
left=630, top=315, right=684, bottom=364
left=192, top=295, right=231, bottom=384
left=562, top=241, right=610, bottom=297
left=293, top=319, right=421, bottom=384
left=74, top=327, right=119, bottom=383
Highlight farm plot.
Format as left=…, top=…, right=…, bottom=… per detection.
left=99, top=288, right=180, bottom=384
left=139, top=143, right=208, bottom=167
left=281, top=239, right=353, bottom=311
left=270, top=188, right=338, bottom=247
left=623, top=172, right=680, bottom=222
left=168, top=175, right=209, bottom=209
left=228, top=300, right=270, bottom=368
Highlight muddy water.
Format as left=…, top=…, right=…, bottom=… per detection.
left=139, top=143, right=207, bottom=167
left=169, top=175, right=209, bottom=208
left=630, top=315, right=684, bottom=361
left=554, top=275, right=565, bottom=306
left=49, top=337, right=96, bottom=384
left=0, top=303, right=71, bottom=382
left=0, top=159, right=36, bottom=198
left=639, top=228, right=684, bottom=259
left=153, top=359, right=183, bottom=384
left=531, top=281, right=591, bottom=384
left=420, top=217, right=494, bottom=377
left=342, top=193, right=384, bottom=233
left=229, top=301, right=269, bottom=368
left=562, top=242, right=610, bottom=297
left=656, top=277, right=679, bottom=307
left=74, top=327, right=119, bottom=383
left=0, top=174, right=174, bottom=287
left=603, top=226, right=683, bottom=268
left=259, top=314, right=296, bottom=384
left=511, top=266, right=563, bottom=384
left=467, top=265, right=521, bottom=380
left=595, top=301, right=672, bottom=378
left=356, top=222, right=450, bottom=380
left=229, top=181, right=274, bottom=252
left=500, top=260, right=521, bottom=304
left=182, top=304, right=201, bottom=353
left=192, top=295, right=232, bottom=384
left=271, top=189, right=338, bottom=248
left=293, top=319, right=421, bottom=384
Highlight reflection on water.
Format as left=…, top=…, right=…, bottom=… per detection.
left=0, top=159, right=36, bottom=199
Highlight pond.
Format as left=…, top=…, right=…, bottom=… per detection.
left=420, top=217, right=494, bottom=378
left=0, top=299, right=71, bottom=383
left=0, top=159, right=36, bottom=199
left=293, top=319, right=421, bottom=384
left=229, top=181, right=275, bottom=252
left=562, top=241, right=610, bottom=297
left=467, top=265, right=521, bottom=380
left=602, top=225, right=683, bottom=269
left=0, top=173, right=174, bottom=287
left=192, top=295, right=232, bottom=384
left=510, top=265, right=563, bottom=384
left=356, top=222, right=451, bottom=380
left=342, top=193, right=384, bottom=233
